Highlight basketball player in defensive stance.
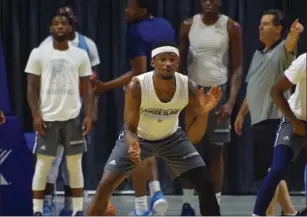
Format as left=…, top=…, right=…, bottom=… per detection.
left=87, top=42, right=222, bottom=216
left=253, top=53, right=307, bottom=216
left=26, top=15, right=93, bottom=216
left=92, top=0, right=175, bottom=214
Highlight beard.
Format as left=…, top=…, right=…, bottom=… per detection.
left=53, top=34, right=67, bottom=43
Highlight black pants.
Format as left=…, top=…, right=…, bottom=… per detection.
left=252, top=119, right=281, bottom=181
left=179, top=166, right=221, bottom=216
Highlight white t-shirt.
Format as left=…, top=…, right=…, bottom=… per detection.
left=136, top=71, right=189, bottom=140
left=40, top=32, right=100, bottom=67
left=285, top=53, right=306, bottom=121
left=25, top=43, right=92, bottom=121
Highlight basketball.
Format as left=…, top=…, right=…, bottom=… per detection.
left=104, top=201, right=116, bottom=216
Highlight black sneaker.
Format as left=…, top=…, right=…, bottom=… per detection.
left=34, top=212, right=43, bottom=216
left=281, top=208, right=307, bottom=216
left=75, top=211, right=84, bottom=216
left=180, top=203, right=196, bottom=216
left=296, top=208, right=307, bottom=216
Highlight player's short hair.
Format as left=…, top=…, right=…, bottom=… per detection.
left=51, top=15, right=69, bottom=25
left=152, top=41, right=178, bottom=50
left=136, top=0, right=153, bottom=14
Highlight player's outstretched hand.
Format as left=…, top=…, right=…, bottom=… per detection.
left=128, top=140, right=141, bottom=164
left=199, top=85, right=222, bottom=113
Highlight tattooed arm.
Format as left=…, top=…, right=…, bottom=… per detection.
left=124, top=77, right=141, bottom=148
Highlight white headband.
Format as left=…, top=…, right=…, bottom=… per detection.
left=151, top=46, right=179, bottom=58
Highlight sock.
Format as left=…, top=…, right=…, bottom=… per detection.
left=215, top=192, right=221, bottom=205
left=64, top=197, right=72, bottom=210
left=33, top=199, right=44, bottom=214
left=183, top=189, right=194, bottom=204
left=72, top=197, right=83, bottom=215
left=253, top=145, right=293, bottom=216
left=149, top=181, right=161, bottom=197
left=135, top=196, right=148, bottom=215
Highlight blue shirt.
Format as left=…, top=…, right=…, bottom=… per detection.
left=126, top=17, right=176, bottom=71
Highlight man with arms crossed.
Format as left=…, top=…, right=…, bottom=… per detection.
left=26, top=15, right=93, bottom=216
left=87, top=42, right=222, bottom=216
left=253, top=52, right=306, bottom=216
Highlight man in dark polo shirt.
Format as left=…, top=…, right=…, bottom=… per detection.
left=234, top=10, right=304, bottom=216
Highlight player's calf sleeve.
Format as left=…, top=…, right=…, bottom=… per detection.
left=180, top=166, right=220, bottom=216
left=253, top=145, right=293, bottom=216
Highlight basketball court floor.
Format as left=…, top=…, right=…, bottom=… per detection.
left=55, top=195, right=306, bottom=216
